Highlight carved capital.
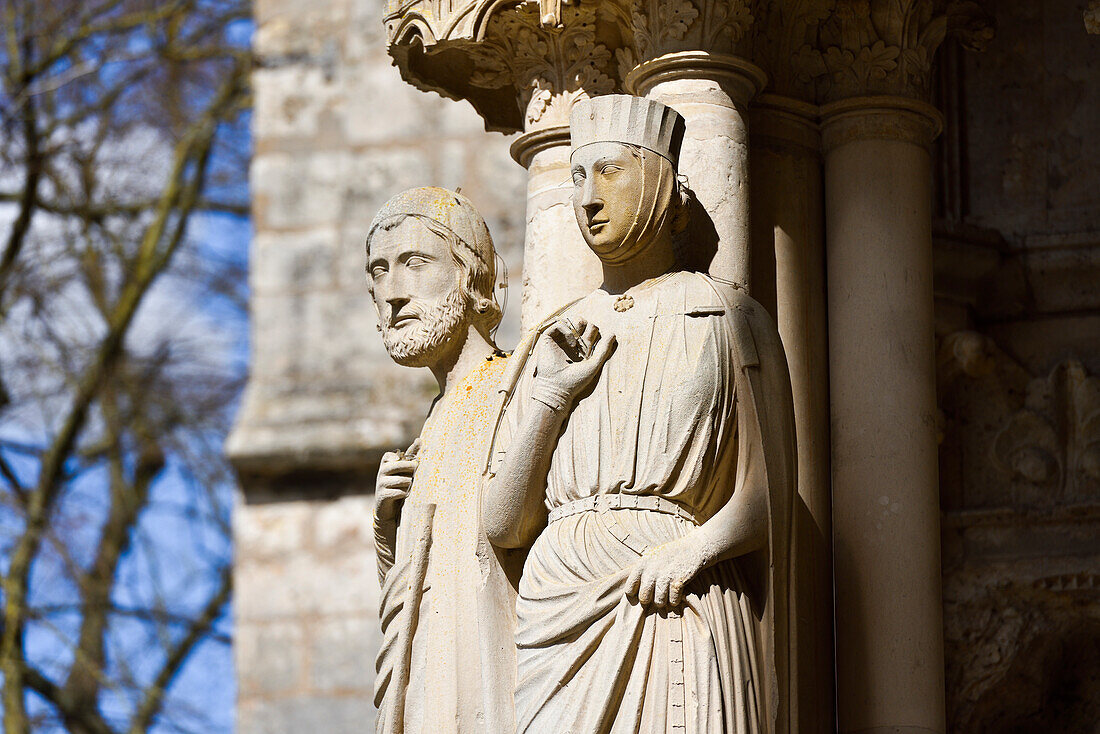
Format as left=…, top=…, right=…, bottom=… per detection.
left=385, top=0, right=623, bottom=133
left=751, top=0, right=834, bottom=100
left=613, top=0, right=756, bottom=77
left=759, top=0, right=995, bottom=104
left=466, top=3, right=619, bottom=130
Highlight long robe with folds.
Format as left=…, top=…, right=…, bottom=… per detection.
left=375, top=355, right=521, bottom=734
left=490, top=271, right=796, bottom=734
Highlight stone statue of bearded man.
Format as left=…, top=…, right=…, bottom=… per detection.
left=483, top=96, right=798, bottom=734
left=366, top=187, right=518, bottom=734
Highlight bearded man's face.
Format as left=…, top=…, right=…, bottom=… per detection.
left=367, top=217, right=469, bottom=368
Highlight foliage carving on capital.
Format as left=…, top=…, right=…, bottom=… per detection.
left=752, top=0, right=833, bottom=97
left=465, top=2, right=617, bottom=128
left=769, top=0, right=994, bottom=102
left=615, top=0, right=755, bottom=74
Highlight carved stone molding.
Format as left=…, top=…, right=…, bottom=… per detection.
left=819, top=94, right=942, bottom=151
left=992, top=360, right=1100, bottom=501
left=943, top=567, right=1100, bottom=733
left=385, top=0, right=625, bottom=132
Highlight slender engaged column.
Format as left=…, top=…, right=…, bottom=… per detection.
left=626, top=52, right=766, bottom=290
left=749, top=94, right=833, bottom=734
left=823, top=96, right=946, bottom=734
left=511, top=126, right=604, bottom=330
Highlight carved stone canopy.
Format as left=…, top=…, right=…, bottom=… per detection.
left=383, top=0, right=995, bottom=132
left=383, top=0, right=626, bottom=132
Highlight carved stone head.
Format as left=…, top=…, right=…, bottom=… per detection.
left=569, top=95, right=689, bottom=265
left=366, top=187, right=501, bottom=368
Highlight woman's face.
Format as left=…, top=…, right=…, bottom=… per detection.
left=571, top=142, right=646, bottom=263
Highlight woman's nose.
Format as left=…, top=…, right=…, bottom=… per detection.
left=579, top=177, right=601, bottom=214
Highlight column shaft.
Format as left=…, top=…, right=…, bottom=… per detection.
left=511, top=126, right=604, bottom=330
left=627, top=52, right=766, bottom=290
left=750, top=94, right=834, bottom=734
left=824, top=97, right=946, bottom=734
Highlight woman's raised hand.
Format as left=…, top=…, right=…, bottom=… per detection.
left=530, top=317, right=616, bottom=412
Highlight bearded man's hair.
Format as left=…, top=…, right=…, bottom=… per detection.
left=366, top=214, right=503, bottom=336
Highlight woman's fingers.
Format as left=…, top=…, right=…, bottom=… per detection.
left=588, top=333, right=616, bottom=367
left=580, top=321, right=600, bottom=346
left=669, top=578, right=685, bottom=608
left=625, top=563, right=643, bottom=599
left=654, top=574, right=671, bottom=608
left=638, top=566, right=658, bottom=606
left=624, top=557, right=687, bottom=609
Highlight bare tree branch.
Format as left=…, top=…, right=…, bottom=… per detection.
left=0, top=1, right=250, bottom=729
left=127, top=564, right=232, bottom=734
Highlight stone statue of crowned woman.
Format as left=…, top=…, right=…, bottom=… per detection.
left=482, top=94, right=798, bottom=734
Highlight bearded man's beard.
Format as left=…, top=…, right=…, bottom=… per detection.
left=381, top=286, right=469, bottom=367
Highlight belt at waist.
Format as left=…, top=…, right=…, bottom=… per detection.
left=546, top=494, right=698, bottom=526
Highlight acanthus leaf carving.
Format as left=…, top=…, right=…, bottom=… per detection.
left=622, top=0, right=754, bottom=66
left=704, top=0, right=754, bottom=46
left=466, top=2, right=617, bottom=127
left=783, top=0, right=993, bottom=102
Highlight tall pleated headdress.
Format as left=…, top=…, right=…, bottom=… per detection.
left=570, top=95, right=685, bottom=165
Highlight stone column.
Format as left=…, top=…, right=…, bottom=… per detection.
left=626, top=53, right=766, bottom=288
left=822, top=95, right=946, bottom=734
left=510, top=126, right=603, bottom=329
left=749, top=93, right=833, bottom=734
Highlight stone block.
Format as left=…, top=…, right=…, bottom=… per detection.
left=342, top=148, right=433, bottom=228
left=239, top=695, right=375, bottom=734
left=252, top=151, right=350, bottom=231
left=251, top=227, right=339, bottom=294
left=255, top=0, right=348, bottom=58
left=308, top=614, right=379, bottom=692
left=235, top=499, right=310, bottom=561
left=236, top=543, right=378, bottom=621
left=312, top=494, right=376, bottom=553
left=254, top=66, right=344, bottom=143
left=250, top=292, right=308, bottom=380
left=344, top=61, right=438, bottom=146
left=236, top=620, right=305, bottom=696
left=299, top=289, right=378, bottom=379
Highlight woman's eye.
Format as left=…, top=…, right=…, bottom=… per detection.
left=572, top=173, right=585, bottom=186
left=370, top=266, right=387, bottom=278
left=406, top=255, right=429, bottom=268
left=599, top=164, right=621, bottom=175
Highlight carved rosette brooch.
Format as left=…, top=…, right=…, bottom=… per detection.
left=614, top=294, right=634, bottom=312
